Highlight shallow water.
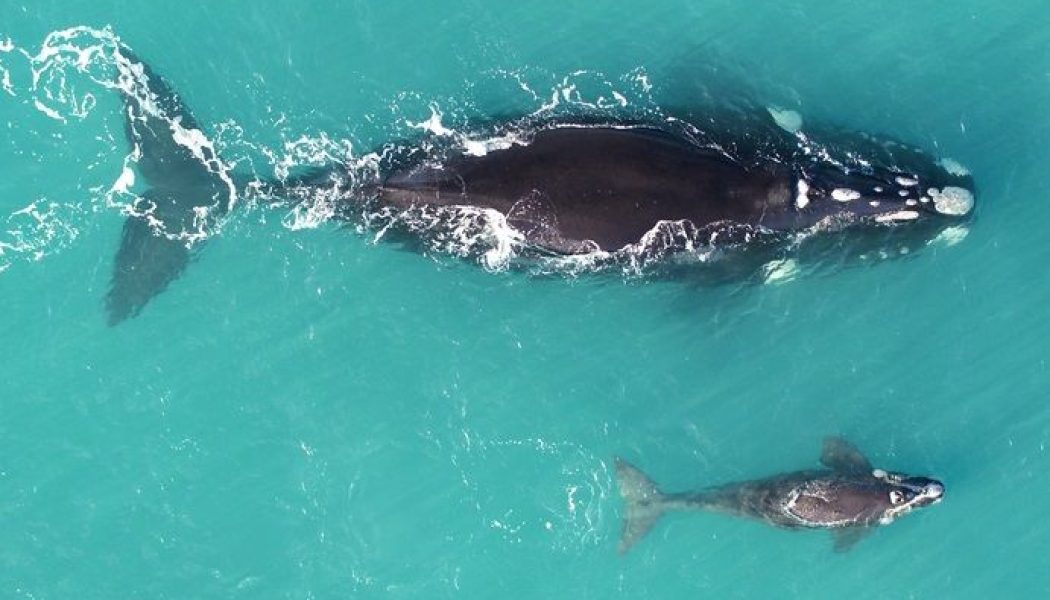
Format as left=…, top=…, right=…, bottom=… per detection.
left=2, top=2, right=1049, bottom=598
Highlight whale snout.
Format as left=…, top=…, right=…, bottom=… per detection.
left=923, top=481, right=945, bottom=501
left=903, top=476, right=945, bottom=508
left=929, top=186, right=974, bottom=217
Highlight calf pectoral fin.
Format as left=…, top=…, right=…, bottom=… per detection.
left=832, top=527, right=871, bottom=553
left=820, top=437, right=874, bottom=475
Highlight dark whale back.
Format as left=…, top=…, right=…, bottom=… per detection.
left=380, top=126, right=795, bottom=253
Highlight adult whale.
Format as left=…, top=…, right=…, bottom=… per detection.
left=104, top=49, right=976, bottom=324
left=615, top=437, right=945, bottom=553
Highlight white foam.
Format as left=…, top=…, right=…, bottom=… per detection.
left=1, top=69, right=13, bottom=96
left=462, top=133, right=523, bottom=157
left=109, top=165, right=135, bottom=194
left=33, top=99, right=66, bottom=121
left=408, top=105, right=454, bottom=137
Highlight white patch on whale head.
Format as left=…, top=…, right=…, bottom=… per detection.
left=928, top=186, right=974, bottom=216
left=831, top=188, right=861, bottom=202
left=895, top=176, right=919, bottom=187
left=795, top=180, right=811, bottom=209
left=875, top=210, right=920, bottom=223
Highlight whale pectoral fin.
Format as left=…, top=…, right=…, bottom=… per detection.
left=506, top=190, right=596, bottom=254
left=820, top=437, right=873, bottom=475
left=832, top=527, right=871, bottom=553
left=507, top=190, right=556, bottom=233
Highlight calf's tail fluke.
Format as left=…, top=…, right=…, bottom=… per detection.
left=615, top=457, right=671, bottom=554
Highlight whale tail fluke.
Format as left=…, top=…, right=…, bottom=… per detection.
left=105, top=190, right=195, bottom=325
left=615, top=457, right=671, bottom=554
left=105, top=48, right=232, bottom=325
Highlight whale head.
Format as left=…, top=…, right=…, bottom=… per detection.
left=792, top=152, right=975, bottom=229
left=765, top=134, right=978, bottom=268
left=872, top=469, right=945, bottom=524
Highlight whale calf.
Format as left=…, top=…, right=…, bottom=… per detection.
left=104, top=50, right=976, bottom=324
left=615, top=437, right=944, bottom=553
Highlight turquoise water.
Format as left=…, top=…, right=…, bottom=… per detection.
left=2, top=2, right=1049, bottom=598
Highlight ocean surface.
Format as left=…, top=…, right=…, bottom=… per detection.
left=2, top=2, right=1049, bottom=598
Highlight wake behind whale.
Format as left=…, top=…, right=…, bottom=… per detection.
left=99, top=46, right=974, bottom=324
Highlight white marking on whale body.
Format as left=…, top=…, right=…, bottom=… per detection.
left=906, top=199, right=918, bottom=206
left=869, top=201, right=880, bottom=208
left=795, top=180, right=811, bottom=209
left=768, top=106, right=803, bottom=133
left=928, top=186, right=974, bottom=216
left=831, top=188, right=861, bottom=202
left=895, top=176, right=919, bottom=186
left=875, top=210, right=920, bottom=223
